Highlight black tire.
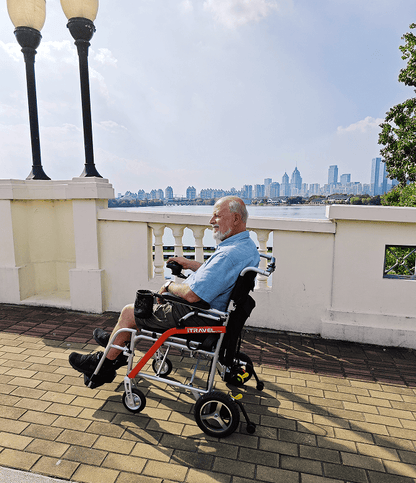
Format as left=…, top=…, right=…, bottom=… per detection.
left=122, top=388, right=146, bottom=413
left=236, top=351, right=254, bottom=382
left=194, top=392, right=240, bottom=438
left=152, top=357, right=173, bottom=377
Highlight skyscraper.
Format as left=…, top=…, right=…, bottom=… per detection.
left=281, top=172, right=290, bottom=196
left=371, top=157, right=389, bottom=196
left=264, top=178, right=272, bottom=197
left=328, top=165, right=338, bottom=185
left=290, top=167, right=302, bottom=192
left=340, top=174, right=351, bottom=185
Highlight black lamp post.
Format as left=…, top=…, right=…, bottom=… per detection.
left=7, top=0, right=50, bottom=180
left=61, top=0, right=101, bottom=178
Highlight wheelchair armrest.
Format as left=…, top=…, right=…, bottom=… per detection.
left=159, top=292, right=211, bottom=311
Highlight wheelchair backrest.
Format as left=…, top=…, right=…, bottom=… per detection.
left=219, top=270, right=258, bottom=367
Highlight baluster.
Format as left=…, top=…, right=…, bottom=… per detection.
left=254, top=229, right=271, bottom=289
left=170, top=224, right=185, bottom=258
left=149, top=224, right=165, bottom=280
left=191, top=226, right=206, bottom=264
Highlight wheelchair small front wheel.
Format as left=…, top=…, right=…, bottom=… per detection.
left=123, top=388, right=146, bottom=413
left=194, top=392, right=240, bottom=438
left=152, top=358, right=173, bottom=377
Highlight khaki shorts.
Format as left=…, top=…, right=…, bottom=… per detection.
left=135, top=302, right=212, bottom=331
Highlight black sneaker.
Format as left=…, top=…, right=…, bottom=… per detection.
left=68, top=351, right=116, bottom=388
left=93, top=328, right=129, bottom=370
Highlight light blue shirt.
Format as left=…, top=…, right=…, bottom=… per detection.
left=187, top=231, right=260, bottom=311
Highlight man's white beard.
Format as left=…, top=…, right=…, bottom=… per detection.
left=213, top=227, right=231, bottom=243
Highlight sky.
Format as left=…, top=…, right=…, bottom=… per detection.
left=0, top=0, right=415, bottom=196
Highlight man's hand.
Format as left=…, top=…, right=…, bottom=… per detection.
left=166, top=256, right=202, bottom=272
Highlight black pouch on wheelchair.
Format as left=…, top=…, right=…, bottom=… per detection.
left=134, top=290, right=154, bottom=320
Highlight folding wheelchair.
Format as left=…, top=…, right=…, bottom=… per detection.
left=88, top=252, right=275, bottom=438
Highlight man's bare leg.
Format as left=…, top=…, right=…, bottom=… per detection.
left=106, top=304, right=138, bottom=360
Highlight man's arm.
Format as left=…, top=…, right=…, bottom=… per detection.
left=166, top=256, right=202, bottom=272
left=158, top=282, right=201, bottom=303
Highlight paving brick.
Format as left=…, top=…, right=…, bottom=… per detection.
left=279, top=428, right=317, bottom=446
left=280, top=455, right=322, bottom=475
left=0, top=448, right=40, bottom=471
left=238, top=446, right=279, bottom=467
left=316, top=436, right=357, bottom=453
left=52, top=415, right=91, bottom=431
left=0, top=417, right=29, bottom=434
left=56, top=429, right=99, bottom=447
left=21, top=423, right=63, bottom=441
left=143, top=460, right=188, bottom=480
left=72, top=464, right=119, bottom=483
left=212, top=457, right=255, bottom=479
left=186, top=468, right=230, bottom=483
left=356, top=442, right=400, bottom=461
left=63, top=445, right=107, bottom=466
left=341, top=451, right=385, bottom=472
left=300, top=445, right=340, bottom=464
left=102, top=452, right=146, bottom=473
left=256, top=465, right=299, bottom=483
left=93, top=435, right=135, bottom=455
left=173, top=449, right=214, bottom=470
left=323, top=462, right=368, bottom=483
left=131, top=442, right=174, bottom=462
left=0, top=431, right=32, bottom=450
left=25, top=439, right=69, bottom=458
left=384, top=460, right=416, bottom=478
left=301, top=475, right=343, bottom=483
left=367, top=471, right=416, bottom=483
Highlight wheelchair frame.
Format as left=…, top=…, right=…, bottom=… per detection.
left=89, top=253, right=275, bottom=438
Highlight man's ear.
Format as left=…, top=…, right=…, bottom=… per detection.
left=233, top=212, right=241, bottom=225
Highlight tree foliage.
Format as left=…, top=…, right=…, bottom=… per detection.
left=381, top=182, right=416, bottom=206
left=378, top=24, right=416, bottom=187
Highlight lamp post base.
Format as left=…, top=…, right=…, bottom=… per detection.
left=79, top=164, right=102, bottom=178
left=26, top=166, right=51, bottom=180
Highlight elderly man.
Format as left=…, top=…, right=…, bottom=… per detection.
left=69, top=196, right=260, bottom=388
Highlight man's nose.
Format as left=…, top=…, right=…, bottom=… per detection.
left=209, top=215, right=215, bottom=224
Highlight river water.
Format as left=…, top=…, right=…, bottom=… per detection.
left=117, top=204, right=327, bottom=248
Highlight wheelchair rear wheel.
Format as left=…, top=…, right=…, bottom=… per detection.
left=194, top=392, right=240, bottom=438
left=122, top=388, right=146, bottom=413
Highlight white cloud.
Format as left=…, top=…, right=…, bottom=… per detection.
left=337, top=116, right=384, bottom=135
left=179, top=0, right=194, bottom=14
left=94, top=48, right=117, bottom=67
left=0, top=41, right=21, bottom=62
left=203, top=0, right=287, bottom=28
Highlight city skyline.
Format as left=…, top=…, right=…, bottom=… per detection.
left=119, top=157, right=395, bottom=200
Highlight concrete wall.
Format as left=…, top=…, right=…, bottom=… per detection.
left=1, top=179, right=415, bottom=349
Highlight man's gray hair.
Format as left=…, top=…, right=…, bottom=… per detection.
left=220, top=196, right=248, bottom=223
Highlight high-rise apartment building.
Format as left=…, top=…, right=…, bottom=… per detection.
left=269, top=182, right=280, bottom=198
left=340, top=174, right=351, bottom=185
left=371, top=157, right=389, bottom=196
left=186, top=186, right=196, bottom=200
left=242, top=185, right=253, bottom=199
left=165, top=186, right=173, bottom=200
left=254, top=184, right=265, bottom=199
left=328, top=165, right=338, bottom=185
left=281, top=172, right=290, bottom=196
left=264, top=178, right=272, bottom=197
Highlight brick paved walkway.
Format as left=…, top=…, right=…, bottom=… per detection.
left=1, top=303, right=416, bottom=483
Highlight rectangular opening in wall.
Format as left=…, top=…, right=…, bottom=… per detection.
left=384, top=245, right=416, bottom=279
